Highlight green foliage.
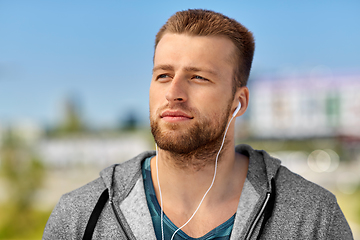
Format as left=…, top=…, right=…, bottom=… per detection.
left=0, top=129, right=47, bottom=238
left=0, top=204, right=51, bottom=239
left=334, top=186, right=360, bottom=237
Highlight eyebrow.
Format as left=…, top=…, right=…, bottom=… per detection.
left=152, top=64, right=217, bottom=77
left=183, top=66, right=218, bottom=77
left=152, top=64, right=174, bottom=73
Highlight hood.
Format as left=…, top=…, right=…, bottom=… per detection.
left=98, top=144, right=281, bottom=201
left=235, top=144, right=281, bottom=195
left=99, top=151, right=156, bottom=202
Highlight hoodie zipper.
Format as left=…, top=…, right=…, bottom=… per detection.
left=110, top=199, right=133, bottom=239
left=245, top=192, right=271, bottom=240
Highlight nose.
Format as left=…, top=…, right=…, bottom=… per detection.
left=165, top=76, right=188, bottom=103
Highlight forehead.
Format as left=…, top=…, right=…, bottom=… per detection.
left=154, top=33, right=236, bottom=73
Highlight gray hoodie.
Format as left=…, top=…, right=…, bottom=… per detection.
left=43, top=144, right=353, bottom=239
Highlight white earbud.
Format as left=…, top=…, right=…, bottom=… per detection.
left=232, top=102, right=241, bottom=117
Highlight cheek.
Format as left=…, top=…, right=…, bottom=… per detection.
left=194, top=92, right=232, bottom=119
left=193, top=90, right=222, bottom=109
left=149, top=95, right=157, bottom=115
left=149, top=85, right=163, bottom=114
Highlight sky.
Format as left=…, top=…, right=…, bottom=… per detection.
left=1, top=0, right=359, bottom=128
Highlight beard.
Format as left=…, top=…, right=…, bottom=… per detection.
left=150, top=102, right=233, bottom=170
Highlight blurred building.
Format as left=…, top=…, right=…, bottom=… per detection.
left=37, top=135, right=152, bottom=168
left=246, top=70, right=360, bottom=198
left=249, top=71, right=360, bottom=139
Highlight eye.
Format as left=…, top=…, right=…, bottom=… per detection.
left=156, top=74, right=172, bottom=82
left=192, top=75, right=209, bottom=82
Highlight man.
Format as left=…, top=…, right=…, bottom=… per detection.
left=43, top=9, right=353, bottom=239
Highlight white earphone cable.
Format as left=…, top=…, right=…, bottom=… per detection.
left=155, top=144, right=164, bottom=240
left=156, top=112, right=237, bottom=240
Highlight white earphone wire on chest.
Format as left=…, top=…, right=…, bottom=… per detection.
left=156, top=102, right=241, bottom=240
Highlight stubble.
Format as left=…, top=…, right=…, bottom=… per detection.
left=150, top=102, right=233, bottom=171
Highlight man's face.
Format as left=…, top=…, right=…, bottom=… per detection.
left=149, top=33, right=237, bottom=155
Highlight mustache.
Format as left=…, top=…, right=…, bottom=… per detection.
left=156, top=102, right=198, bottom=116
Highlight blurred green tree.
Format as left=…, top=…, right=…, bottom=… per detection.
left=60, top=95, right=86, bottom=133
left=46, top=94, right=88, bottom=136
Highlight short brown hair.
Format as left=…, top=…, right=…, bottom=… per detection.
left=155, top=9, right=255, bottom=87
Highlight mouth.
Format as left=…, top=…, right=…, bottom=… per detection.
left=160, top=110, right=193, bottom=122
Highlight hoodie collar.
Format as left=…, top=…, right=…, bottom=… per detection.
left=99, top=151, right=156, bottom=202
left=235, top=144, right=281, bottom=195
left=100, top=144, right=281, bottom=201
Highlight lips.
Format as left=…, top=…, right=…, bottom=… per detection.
left=160, top=110, right=193, bottom=122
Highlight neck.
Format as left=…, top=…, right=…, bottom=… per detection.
left=152, top=139, right=242, bottom=210
left=151, top=117, right=249, bottom=238
left=151, top=134, right=249, bottom=238
left=161, top=136, right=231, bottom=172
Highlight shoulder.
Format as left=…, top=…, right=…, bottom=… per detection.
left=274, top=165, right=339, bottom=220
left=43, top=151, right=156, bottom=239
left=60, top=177, right=107, bottom=210
left=269, top=166, right=352, bottom=239
left=43, top=177, right=106, bottom=239
left=275, top=165, right=335, bottom=203
left=49, top=150, right=155, bottom=211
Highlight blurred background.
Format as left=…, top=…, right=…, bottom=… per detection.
left=1, top=0, right=359, bottom=239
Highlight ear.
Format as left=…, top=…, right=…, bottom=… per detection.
left=233, top=86, right=249, bottom=117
